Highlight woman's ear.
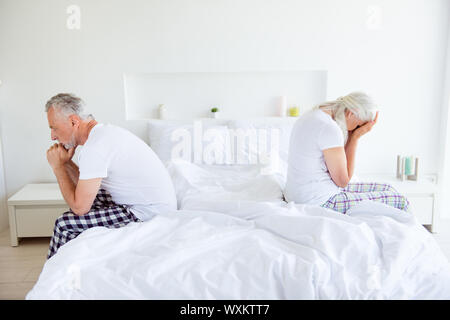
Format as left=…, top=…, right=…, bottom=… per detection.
left=345, top=109, right=354, bottom=118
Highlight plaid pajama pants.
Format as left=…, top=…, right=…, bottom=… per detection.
left=47, top=188, right=141, bottom=259
left=321, top=182, right=409, bottom=214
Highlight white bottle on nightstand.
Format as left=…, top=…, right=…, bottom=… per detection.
left=159, top=104, right=167, bottom=120
left=278, top=96, right=287, bottom=117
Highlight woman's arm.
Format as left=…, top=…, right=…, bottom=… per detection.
left=323, top=112, right=379, bottom=188
left=323, top=146, right=351, bottom=188
left=344, top=134, right=358, bottom=181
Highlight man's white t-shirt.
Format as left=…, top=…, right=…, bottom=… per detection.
left=284, top=109, right=344, bottom=205
left=77, top=123, right=177, bottom=221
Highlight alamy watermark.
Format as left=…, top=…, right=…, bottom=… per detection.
left=366, top=5, right=383, bottom=30
left=66, top=5, right=81, bottom=30
left=170, top=121, right=281, bottom=175
left=66, top=263, right=81, bottom=290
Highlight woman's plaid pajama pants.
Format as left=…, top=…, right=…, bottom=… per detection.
left=321, top=182, right=410, bottom=214
left=47, top=189, right=140, bottom=259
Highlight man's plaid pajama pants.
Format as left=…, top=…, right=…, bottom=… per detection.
left=47, top=189, right=141, bottom=259
left=321, top=182, right=410, bottom=214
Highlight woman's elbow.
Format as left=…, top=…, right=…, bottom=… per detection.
left=336, top=181, right=349, bottom=188
left=334, top=177, right=350, bottom=188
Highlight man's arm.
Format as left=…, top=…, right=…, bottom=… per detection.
left=64, top=159, right=80, bottom=185
left=47, top=143, right=101, bottom=216
left=53, top=165, right=102, bottom=216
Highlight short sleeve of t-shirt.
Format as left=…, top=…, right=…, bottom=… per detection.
left=78, top=148, right=108, bottom=180
left=317, top=121, right=344, bottom=150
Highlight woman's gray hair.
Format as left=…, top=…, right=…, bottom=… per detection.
left=45, top=93, right=94, bottom=120
left=314, top=91, right=377, bottom=143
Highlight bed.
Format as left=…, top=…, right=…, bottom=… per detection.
left=26, top=118, right=450, bottom=299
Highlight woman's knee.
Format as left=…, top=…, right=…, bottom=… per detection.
left=399, top=195, right=410, bottom=211
left=380, top=192, right=409, bottom=211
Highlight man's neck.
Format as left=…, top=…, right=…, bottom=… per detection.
left=78, top=120, right=99, bottom=145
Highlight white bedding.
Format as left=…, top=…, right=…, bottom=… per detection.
left=26, top=161, right=450, bottom=299
left=166, top=160, right=284, bottom=216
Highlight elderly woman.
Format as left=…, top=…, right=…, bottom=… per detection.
left=284, top=92, right=409, bottom=214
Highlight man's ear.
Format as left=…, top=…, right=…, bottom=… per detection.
left=69, top=115, right=81, bottom=128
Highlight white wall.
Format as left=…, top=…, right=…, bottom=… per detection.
left=437, top=3, right=450, bottom=222
left=124, top=71, right=328, bottom=119
left=0, top=0, right=449, bottom=220
left=0, top=130, right=7, bottom=232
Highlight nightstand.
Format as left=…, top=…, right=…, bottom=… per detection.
left=357, top=174, right=438, bottom=232
left=7, top=183, right=69, bottom=246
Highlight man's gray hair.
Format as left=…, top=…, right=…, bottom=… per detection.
left=45, top=93, right=93, bottom=120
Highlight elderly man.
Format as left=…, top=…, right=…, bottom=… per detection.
left=45, top=93, right=177, bottom=259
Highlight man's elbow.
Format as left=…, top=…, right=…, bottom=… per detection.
left=71, top=205, right=92, bottom=216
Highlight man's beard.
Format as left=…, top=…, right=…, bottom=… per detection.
left=62, top=134, right=76, bottom=150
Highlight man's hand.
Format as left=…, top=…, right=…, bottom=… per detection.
left=46, top=143, right=76, bottom=170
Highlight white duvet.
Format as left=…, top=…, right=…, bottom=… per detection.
left=26, top=161, right=450, bottom=299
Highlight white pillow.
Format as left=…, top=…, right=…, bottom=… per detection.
left=147, top=119, right=233, bottom=166
left=166, top=159, right=283, bottom=213
left=227, top=117, right=298, bottom=186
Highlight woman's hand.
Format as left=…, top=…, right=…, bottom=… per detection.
left=350, top=111, right=379, bottom=139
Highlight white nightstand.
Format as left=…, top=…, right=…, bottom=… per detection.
left=357, top=174, right=438, bottom=232
left=7, top=183, right=69, bottom=246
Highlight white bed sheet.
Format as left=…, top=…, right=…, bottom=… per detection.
left=166, top=159, right=284, bottom=216
left=26, top=162, right=450, bottom=299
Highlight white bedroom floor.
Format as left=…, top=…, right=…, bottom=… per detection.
left=1, top=220, right=450, bottom=300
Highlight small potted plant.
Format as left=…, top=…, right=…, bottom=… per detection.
left=211, top=107, right=220, bottom=119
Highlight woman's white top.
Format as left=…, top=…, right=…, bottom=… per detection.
left=284, top=109, right=344, bottom=205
